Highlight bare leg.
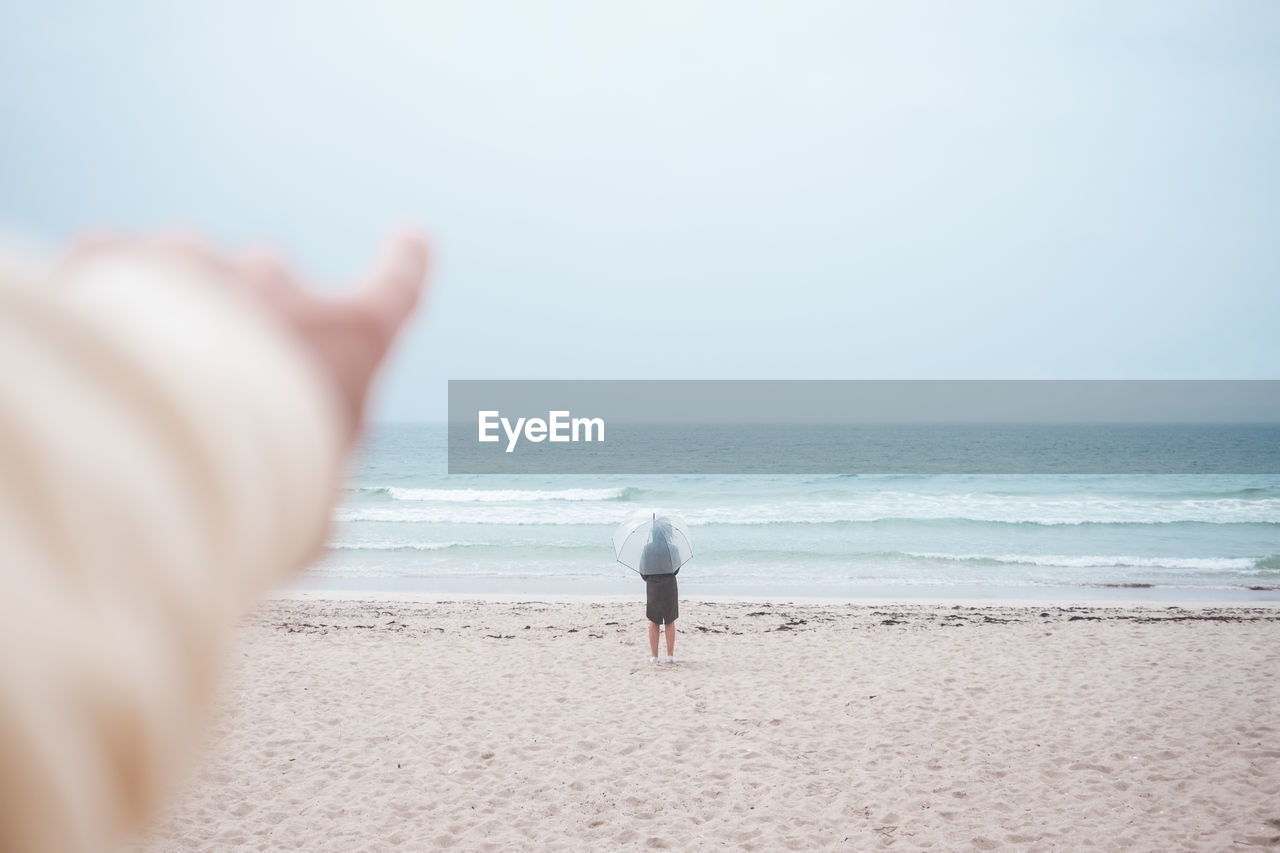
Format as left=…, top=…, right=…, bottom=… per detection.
left=648, top=621, right=659, bottom=658
left=665, top=621, right=676, bottom=657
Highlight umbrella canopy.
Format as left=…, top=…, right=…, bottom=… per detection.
left=613, top=511, right=693, bottom=576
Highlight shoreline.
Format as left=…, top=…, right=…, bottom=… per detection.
left=275, top=586, right=1280, bottom=610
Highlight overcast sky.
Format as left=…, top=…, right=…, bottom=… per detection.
left=1, top=1, right=1276, bottom=420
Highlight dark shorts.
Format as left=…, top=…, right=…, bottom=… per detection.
left=645, top=574, right=678, bottom=625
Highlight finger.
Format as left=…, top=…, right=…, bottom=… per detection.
left=355, top=229, right=430, bottom=339
left=56, top=231, right=234, bottom=283
left=66, top=230, right=126, bottom=258
left=51, top=230, right=129, bottom=280
left=238, top=249, right=300, bottom=304
left=143, top=231, right=237, bottom=279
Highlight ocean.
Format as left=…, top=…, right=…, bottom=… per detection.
left=301, top=423, right=1280, bottom=601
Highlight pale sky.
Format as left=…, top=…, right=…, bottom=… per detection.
left=1, top=2, right=1277, bottom=420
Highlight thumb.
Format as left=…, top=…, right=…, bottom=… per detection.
left=356, top=229, right=430, bottom=340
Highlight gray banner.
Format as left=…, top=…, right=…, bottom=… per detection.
left=447, top=380, right=1280, bottom=474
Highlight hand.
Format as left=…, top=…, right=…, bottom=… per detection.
left=60, top=229, right=430, bottom=445
left=239, top=230, right=430, bottom=444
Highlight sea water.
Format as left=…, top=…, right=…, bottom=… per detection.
left=301, top=423, right=1280, bottom=600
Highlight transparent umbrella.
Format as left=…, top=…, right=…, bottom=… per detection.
left=613, top=510, right=693, bottom=576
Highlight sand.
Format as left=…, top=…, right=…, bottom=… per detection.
left=130, top=599, right=1280, bottom=851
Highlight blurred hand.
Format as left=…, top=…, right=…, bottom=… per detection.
left=239, top=231, right=430, bottom=444
left=62, top=229, right=430, bottom=445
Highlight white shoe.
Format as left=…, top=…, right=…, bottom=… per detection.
left=648, top=656, right=659, bottom=664
left=666, top=655, right=677, bottom=664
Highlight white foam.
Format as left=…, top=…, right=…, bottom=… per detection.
left=326, top=541, right=471, bottom=551
left=906, top=553, right=1263, bottom=571
left=334, top=494, right=1280, bottom=526
left=385, top=487, right=627, bottom=502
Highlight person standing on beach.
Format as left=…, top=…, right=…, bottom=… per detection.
left=0, top=229, right=428, bottom=853
left=640, top=520, right=679, bottom=663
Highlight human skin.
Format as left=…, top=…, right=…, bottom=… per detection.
left=57, top=229, right=428, bottom=546
left=58, top=228, right=429, bottom=452
left=240, top=229, right=429, bottom=447
left=648, top=620, right=676, bottom=659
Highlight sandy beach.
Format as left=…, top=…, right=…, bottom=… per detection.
left=131, top=598, right=1280, bottom=851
